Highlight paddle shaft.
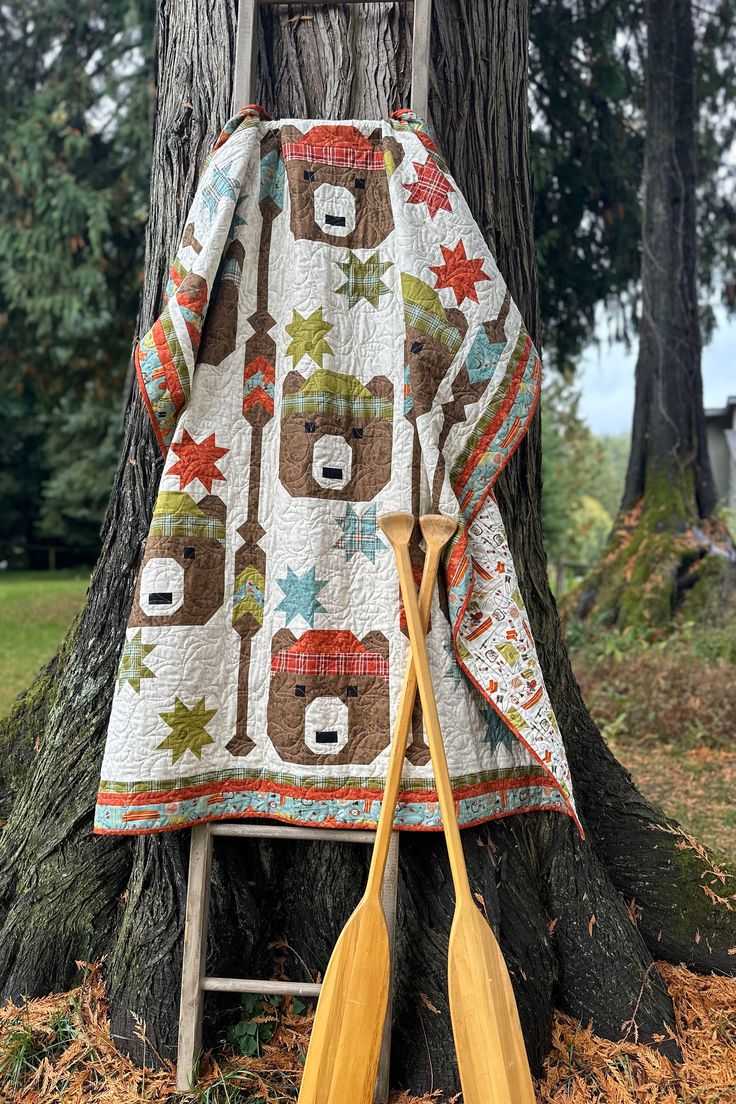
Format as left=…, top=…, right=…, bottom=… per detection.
left=380, top=513, right=537, bottom=1104
left=364, top=521, right=453, bottom=899
left=296, top=516, right=457, bottom=1104
left=387, top=530, right=473, bottom=907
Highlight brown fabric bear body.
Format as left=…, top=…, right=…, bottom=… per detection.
left=281, top=124, right=403, bottom=249
left=199, top=240, right=245, bottom=367
left=267, top=628, right=391, bottom=766
left=130, top=493, right=226, bottom=628
left=278, top=370, right=394, bottom=501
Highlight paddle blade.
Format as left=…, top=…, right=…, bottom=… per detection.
left=448, top=901, right=536, bottom=1104
left=298, top=896, right=390, bottom=1104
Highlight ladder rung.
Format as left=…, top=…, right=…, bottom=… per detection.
left=209, top=823, right=378, bottom=844
left=202, top=976, right=322, bottom=997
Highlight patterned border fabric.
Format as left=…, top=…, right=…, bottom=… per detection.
left=95, top=106, right=581, bottom=836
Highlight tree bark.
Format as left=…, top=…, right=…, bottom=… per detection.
left=1, top=1, right=735, bottom=1096
left=576, top=0, right=736, bottom=631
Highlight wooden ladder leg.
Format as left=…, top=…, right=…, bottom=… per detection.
left=231, top=0, right=259, bottom=113
left=176, top=823, right=214, bottom=1091
left=374, top=830, right=400, bottom=1104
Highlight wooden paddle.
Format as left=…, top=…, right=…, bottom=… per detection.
left=297, top=513, right=458, bottom=1104
left=378, top=512, right=537, bottom=1104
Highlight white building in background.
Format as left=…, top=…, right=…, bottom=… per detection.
left=705, top=395, right=736, bottom=511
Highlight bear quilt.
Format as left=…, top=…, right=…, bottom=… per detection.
left=94, top=105, right=580, bottom=835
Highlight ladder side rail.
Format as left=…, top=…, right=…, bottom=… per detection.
left=176, top=824, right=215, bottom=1092
left=232, top=0, right=260, bottom=113
left=411, top=0, right=432, bottom=118
left=232, top=0, right=431, bottom=116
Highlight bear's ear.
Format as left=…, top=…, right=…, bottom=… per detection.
left=483, top=290, right=512, bottom=343
left=446, top=307, right=469, bottom=341
left=197, top=495, right=227, bottom=524
left=279, top=124, right=305, bottom=148
left=360, top=631, right=389, bottom=660
left=365, top=375, right=393, bottom=399
left=483, top=313, right=509, bottom=346
left=260, top=130, right=281, bottom=160
left=271, top=627, right=297, bottom=656
left=382, top=135, right=405, bottom=170
left=282, top=370, right=307, bottom=396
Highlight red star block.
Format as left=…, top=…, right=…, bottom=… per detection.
left=429, top=240, right=491, bottom=304
left=168, top=430, right=228, bottom=491
left=403, top=159, right=455, bottom=219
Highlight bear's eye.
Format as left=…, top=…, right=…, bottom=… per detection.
left=305, top=420, right=316, bottom=433
left=183, top=547, right=196, bottom=560
left=411, top=340, right=424, bottom=354
left=346, top=685, right=358, bottom=698
left=303, top=169, right=315, bottom=181
left=351, top=427, right=363, bottom=439
left=354, top=177, right=365, bottom=189
left=295, top=685, right=306, bottom=697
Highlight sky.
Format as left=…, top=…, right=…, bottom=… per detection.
left=576, top=307, right=736, bottom=437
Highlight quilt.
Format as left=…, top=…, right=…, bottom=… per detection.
left=94, top=104, right=580, bottom=836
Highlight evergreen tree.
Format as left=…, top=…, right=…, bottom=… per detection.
left=0, top=0, right=155, bottom=561
left=530, top=0, right=736, bottom=373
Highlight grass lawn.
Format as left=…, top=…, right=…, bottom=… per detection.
left=0, top=570, right=91, bottom=719
left=570, top=630, right=736, bottom=860
left=606, top=730, right=736, bottom=859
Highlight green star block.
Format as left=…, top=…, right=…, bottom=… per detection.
left=276, top=566, right=328, bottom=627
left=336, top=252, right=392, bottom=309
left=157, top=698, right=217, bottom=764
left=285, top=307, right=333, bottom=368
left=117, top=631, right=156, bottom=693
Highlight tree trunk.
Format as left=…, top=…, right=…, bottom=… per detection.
left=576, top=0, right=736, bottom=632
left=1, top=1, right=735, bottom=1096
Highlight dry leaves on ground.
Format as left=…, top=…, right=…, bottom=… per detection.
left=1, top=961, right=735, bottom=1103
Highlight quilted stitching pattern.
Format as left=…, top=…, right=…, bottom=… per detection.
left=94, top=107, right=580, bottom=837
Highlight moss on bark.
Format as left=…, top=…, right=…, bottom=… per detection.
left=575, top=494, right=736, bottom=635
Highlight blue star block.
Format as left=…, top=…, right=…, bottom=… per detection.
left=276, top=567, right=328, bottom=627
left=442, top=642, right=464, bottom=687
left=466, top=326, right=507, bottom=385
left=334, top=504, right=386, bottom=564
left=483, top=707, right=517, bottom=753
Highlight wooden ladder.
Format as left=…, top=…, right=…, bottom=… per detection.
left=176, top=1, right=432, bottom=1095
left=176, top=822, right=400, bottom=1099
left=232, top=0, right=432, bottom=118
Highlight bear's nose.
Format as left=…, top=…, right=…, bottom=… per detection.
left=139, top=556, right=185, bottom=618
left=314, top=182, right=356, bottom=238
left=305, top=697, right=348, bottom=756
left=312, top=434, right=353, bottom=491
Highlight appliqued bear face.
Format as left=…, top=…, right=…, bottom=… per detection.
left=281, top=124, right=404, bottom=249
left=267, top=629, right=390, bottom=766
left=130, top=493, right=226, bottom=627
left=279, top=369, right=393, bottom=501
